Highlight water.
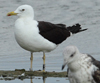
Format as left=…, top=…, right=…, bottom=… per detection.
left=0, top=77, right=69, bottom=83
left=0, top=0, right=100, bottom=83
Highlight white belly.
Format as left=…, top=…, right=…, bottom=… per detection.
left=68, top=60, right=97, bottom=83
left=14, top=19, right=57, bottom=52
left=68, top=70, right=95, bottom=83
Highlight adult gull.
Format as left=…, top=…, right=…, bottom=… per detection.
left=7, top=5, right=87, bottom=71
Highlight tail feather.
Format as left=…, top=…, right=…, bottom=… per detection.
left=67, top=23, right=87, bottom=34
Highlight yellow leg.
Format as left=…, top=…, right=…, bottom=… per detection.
left=30, top=78, right=33, bottom=83
left=42, top=52, right=46, bottom=72
left=30, top=52, right=33, bottom=71
left=30, top=76, right=33, bottom=83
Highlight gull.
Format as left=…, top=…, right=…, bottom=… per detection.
left=62, top=46, right=100, bottom=83
left=7, top=5, right=87, bottom=72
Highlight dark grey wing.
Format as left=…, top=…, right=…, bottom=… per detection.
left=92, top=61, right=100, bottom=83
left=88, top=55, right=100, bottom=83
left=93, top=69, right=100, bottom=83
left=38, top=21, right=70, bottom=44
left=88, top=54, right=100, bottom=69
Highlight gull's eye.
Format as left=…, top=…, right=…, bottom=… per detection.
left=70, top=54, right=74, bottom=57
left=70, top=52, right=75, bottom=57
left=22, top=9, right=25, bottom=11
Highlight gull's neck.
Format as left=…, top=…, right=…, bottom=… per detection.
left=68, top=54, right=81, bottom=72
left=18, top=15, right=34, bottom=20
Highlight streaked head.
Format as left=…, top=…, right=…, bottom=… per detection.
left=7, top=5, right=34, bottom=18
left=62, top=46, right=80, bottom=70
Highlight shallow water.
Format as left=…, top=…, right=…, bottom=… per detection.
left=0, top=0, right=100, bottom=83
left=0, top=77, right=69, bottom=83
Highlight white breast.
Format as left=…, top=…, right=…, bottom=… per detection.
left=68, top=54, right=97, bottom=83
left=14, top=18, right=57, bottom=52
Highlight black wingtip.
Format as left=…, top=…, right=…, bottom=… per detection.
left=79, top=28, right=88, bottom=32
left=75, top=23, right=81, bottom=27
left=67, top=23, right=88, bottom=34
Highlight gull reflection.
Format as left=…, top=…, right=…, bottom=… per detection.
left=30, top=76, right=46, bottom=83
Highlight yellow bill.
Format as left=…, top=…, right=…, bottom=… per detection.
left=7, top=11, right=17, bottom=16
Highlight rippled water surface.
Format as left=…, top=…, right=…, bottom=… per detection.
left=0, top=0, right=100, bottom=83
left=0, top=77, right=69, bottom=83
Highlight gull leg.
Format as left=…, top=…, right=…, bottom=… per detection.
left=30, top=52, right=33, bottom=71
left=30, top=77, right=33, bottom=83
left=42, top=52, right=46, bottom=72
left=43, top=76, right=46, bottom=83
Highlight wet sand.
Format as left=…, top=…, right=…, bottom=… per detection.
left=0, top=69, right=67, bottom=80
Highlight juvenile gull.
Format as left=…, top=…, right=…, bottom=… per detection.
left=7, top=5, right=87, bottom=72
left=62, top=46, right=100, bottom=83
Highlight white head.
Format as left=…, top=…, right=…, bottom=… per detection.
left=62, top=46, right=80, bottom=70
left=7, top=5, right=34, bottom=19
